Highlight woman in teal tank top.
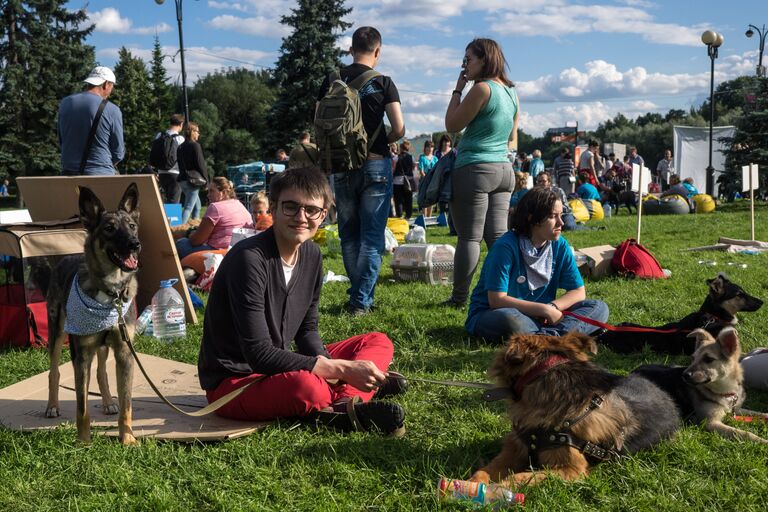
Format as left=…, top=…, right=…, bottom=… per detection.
left=443, top=38, right=520, bottom=308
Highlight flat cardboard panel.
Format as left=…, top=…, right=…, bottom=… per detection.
left=16, top=176, right=195, bottom=323
left=0, top=352, right=270, bottom=442
left=576, top=245, right=616, bottom=279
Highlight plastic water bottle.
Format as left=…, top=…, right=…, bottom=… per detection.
left=135, top=306, right=153, bottom=335
left=151, top=279, right=186, bottom=342
left=437, top=478, right=524, bottom=508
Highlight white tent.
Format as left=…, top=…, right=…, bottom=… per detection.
left=672, top=125, right=735, bottom=191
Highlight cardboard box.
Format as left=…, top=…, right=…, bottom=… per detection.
left=0, top=352, right=270, bottom=442
left=575, top=245, right=616, bottom=279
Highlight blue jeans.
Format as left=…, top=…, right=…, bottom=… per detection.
left=333, top=158, right=393, bottom=310
left=471, top=299, right=610, bottom=341
left=176, top=238, right=215, bottom=260
left=180, top=181, right=202, bottom=224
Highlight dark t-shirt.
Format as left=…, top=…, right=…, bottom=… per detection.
left=197, top=228, right=329, bottom=390
left=317, top=63, right=400, bottom=157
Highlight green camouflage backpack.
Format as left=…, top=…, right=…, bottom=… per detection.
left=314, top=69, right=383, bottom=173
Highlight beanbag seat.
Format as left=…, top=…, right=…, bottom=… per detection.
left=386, top=218, right=409, bottom=244
left=180, top=249, right=228, bottom=275
left=693, top=194, right=716, bottom=213
left=642, top=194, right=690, bottom=215
left=583, top=199, right=604, bottom=220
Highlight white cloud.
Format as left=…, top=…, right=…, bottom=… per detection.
left=207, top=1, right=249, bottom=12
left=88, top=7, right=172, bottom=35
left=208, top=14, right=290, bottom=38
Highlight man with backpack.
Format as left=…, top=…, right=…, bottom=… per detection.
left=315, top=26, right=405, bottom=316
left=150, top=114, right=185, bottom=203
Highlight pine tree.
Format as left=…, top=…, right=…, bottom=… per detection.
left=149, top=35, right=174, bottom=130
left=264, top=0, right=352, bottom=152
left=0, top=0, right=94, bottom=184
left=111, top=48, right=155, bottom=173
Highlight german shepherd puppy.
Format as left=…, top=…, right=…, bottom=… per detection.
left=45, top=184, right=141, bottom=445
left=596, top=274, right=763, bottom=355
left=471, top=332, right=680, bottom=487
left=633, top=327, right=768, bottom=444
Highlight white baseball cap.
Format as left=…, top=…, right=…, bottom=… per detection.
left=83, top=66, right=116, bottom=86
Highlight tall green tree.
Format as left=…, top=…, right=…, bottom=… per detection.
left=0, top=0, right=94, bottom=184
left=111, top=47, right=155, bottom=173
left=264, top=0, right=352, bottom=152
left=149, top=35, right=174, bottom=129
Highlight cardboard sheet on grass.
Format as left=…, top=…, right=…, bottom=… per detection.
left=575, top=245, right=616, bottom=279
left=0, top=352, right=270, bottom=441
left=16, top=175, right=195, bottom=323
left=684, top=237, right=768, bottom=253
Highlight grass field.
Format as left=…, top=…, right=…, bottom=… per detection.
left=1, top=202, right=767, bottom=511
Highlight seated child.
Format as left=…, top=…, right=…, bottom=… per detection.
left=250, top=191, right=273, bottom=231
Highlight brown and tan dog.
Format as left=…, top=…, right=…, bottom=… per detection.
left=45, top=184, right=141, bottom=445
left=634, top=327, right=768, bottom=444
left=471, top=332, right=681, bottom=487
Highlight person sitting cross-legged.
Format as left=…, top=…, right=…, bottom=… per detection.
left=464, top=186, right=609, bottom=342
left=198, top=167, right=407, bottom=436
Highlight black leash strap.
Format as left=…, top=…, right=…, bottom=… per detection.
left=387, top=371, right=508, bottom=402
left=79, top=98, right=109, bottom=174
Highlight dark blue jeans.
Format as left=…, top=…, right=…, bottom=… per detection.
left=333, top=158, right=393, bottom=310
left=471, top=299, right=610, bottom=341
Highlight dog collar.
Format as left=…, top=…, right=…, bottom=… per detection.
left=511, top=355, right=570, bottom=400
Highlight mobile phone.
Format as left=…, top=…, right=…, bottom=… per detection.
left=462, top=56, right=468, bottom=69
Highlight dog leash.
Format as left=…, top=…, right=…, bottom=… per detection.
left=115, top=301, right=264, bottom=417
left=560, top=310, right=689, bottom=334
left=387, top=371, right=509, bottom=402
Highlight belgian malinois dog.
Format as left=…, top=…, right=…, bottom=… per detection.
left=45, top=183, right=141, bottom=445
left=634, top=327, right=768, bottom=444
left=471, top=332, right=680, bottom=487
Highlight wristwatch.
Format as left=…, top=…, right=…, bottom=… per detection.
left=452, top=90, right=462, bottom=96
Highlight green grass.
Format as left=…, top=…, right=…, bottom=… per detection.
left=1, top=201, right=768, bottom=511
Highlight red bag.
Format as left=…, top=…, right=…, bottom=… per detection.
left=612, top=239, right=666, bottom=279
left=0, top=284, right=48, bottom=347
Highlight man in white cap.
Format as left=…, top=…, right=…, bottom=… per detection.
left=58, top=66, right=125, bottom=175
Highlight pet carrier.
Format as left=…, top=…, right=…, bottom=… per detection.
left=390, top=244, right=455, bottom=285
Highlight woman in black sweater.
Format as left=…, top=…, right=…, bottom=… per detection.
left=177, top=121, right=209, bottom=224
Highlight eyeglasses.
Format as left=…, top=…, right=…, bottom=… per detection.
left=280, top=200, right=325, bottom=220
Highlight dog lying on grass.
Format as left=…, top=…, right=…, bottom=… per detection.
left=633, top=327, right=768, bottom=444
left=46, top=184, right=141, bottom=445
left=596, top=274, right=763, bottom=355
left=470, top=332, right=680, bottom=486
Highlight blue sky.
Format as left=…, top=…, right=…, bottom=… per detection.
left=68, top=0, right=766, bottom=137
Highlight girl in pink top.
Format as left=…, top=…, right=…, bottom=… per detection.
left=176, top=177, right=252, bottom=259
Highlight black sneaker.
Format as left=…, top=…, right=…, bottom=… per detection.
left=343, top=302, right=369, bottom=316
left=441, top=298, right=465, bottom=309
left=373, top=372, right=409, bottom=400
left=306, top=399, right=406, bottom=437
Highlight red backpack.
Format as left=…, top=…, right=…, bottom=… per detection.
left=612, top=239, right=666, bottom=279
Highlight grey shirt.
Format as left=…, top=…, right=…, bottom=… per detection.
left=58, top=91, right=124, bottom=175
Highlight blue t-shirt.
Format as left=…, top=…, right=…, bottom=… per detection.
left=577, top=183, right=601, bottom=201
left=682, top=182, right=699, bottom=197
left=509, top=188, right=529, bottom=207
left=465, top=231, right=583, bottom=335
left=529, top=158, right=545, bottom=178
left=58, top=92, right=125, bottom=175
left=419, top=154, right=438, bottom=174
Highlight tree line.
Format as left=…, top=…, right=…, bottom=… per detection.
left=1, top=0, right=765, bottom=196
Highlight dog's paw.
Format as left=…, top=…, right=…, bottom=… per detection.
left=45, top=406, right=60, bottom=418
left=102, top=403, right=119, bottom=415
left=469, top=470, right=491, bottom=484
left=120, top=433, right=139, bottom=446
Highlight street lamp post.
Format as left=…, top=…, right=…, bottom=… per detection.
left=155, top=0, right=190, bottom=125
left=701, top=30, right=724, bottom=196
left=745, top=24, right=767, bottom=77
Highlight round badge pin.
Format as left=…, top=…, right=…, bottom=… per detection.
left=516, top=275, right=526, bottom=284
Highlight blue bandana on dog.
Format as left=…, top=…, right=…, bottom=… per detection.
left=64, top=273, right=133, bottom=335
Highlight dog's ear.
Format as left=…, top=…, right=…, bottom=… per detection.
left=716, top=327, right=740, bottom=357
left=118, top=183, right=140, bottom=218
left=686, top=328, right=712, bottom=351
left=560, top=331, right=598, bottom=356
left=707, top=274, right=726, bottom=297
left=78, top=186, right=104, bottom=230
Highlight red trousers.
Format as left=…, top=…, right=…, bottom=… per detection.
left=205, top=332, right=394, bottom=421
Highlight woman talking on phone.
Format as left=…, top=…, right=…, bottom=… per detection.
left=443, top=38, right=519, bottom=308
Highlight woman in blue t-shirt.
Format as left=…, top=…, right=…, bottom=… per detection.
left=465, top=186, right=609, bottom=341
left=418, top=140, right=439, bottom=216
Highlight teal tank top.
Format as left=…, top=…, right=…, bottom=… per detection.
left=455, top=81, right=518, bottom=169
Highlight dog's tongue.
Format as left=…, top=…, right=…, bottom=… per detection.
left=122, top=254, right=138, bottom=270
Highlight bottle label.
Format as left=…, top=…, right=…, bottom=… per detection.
left=164, top=307, right=185, bottom=324
left=438, top=478, right=485, bottom=505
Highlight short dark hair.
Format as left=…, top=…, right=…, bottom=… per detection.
left=268, top=167, right=334, bottom=209
left=588, top=139, right=599, bottom=149
left=170, top=114, right=184, bottom=127
left=512, top=187, right=561, bottom=238
left=352, top=26, right=381, bottom=54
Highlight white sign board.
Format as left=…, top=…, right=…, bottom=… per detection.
left=631, top=164, right=652, bottom=193
left=743, top=164, right=759, bottom=192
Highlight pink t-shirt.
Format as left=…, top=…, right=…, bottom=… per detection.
left=203, top=199, right=253, bottom=249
